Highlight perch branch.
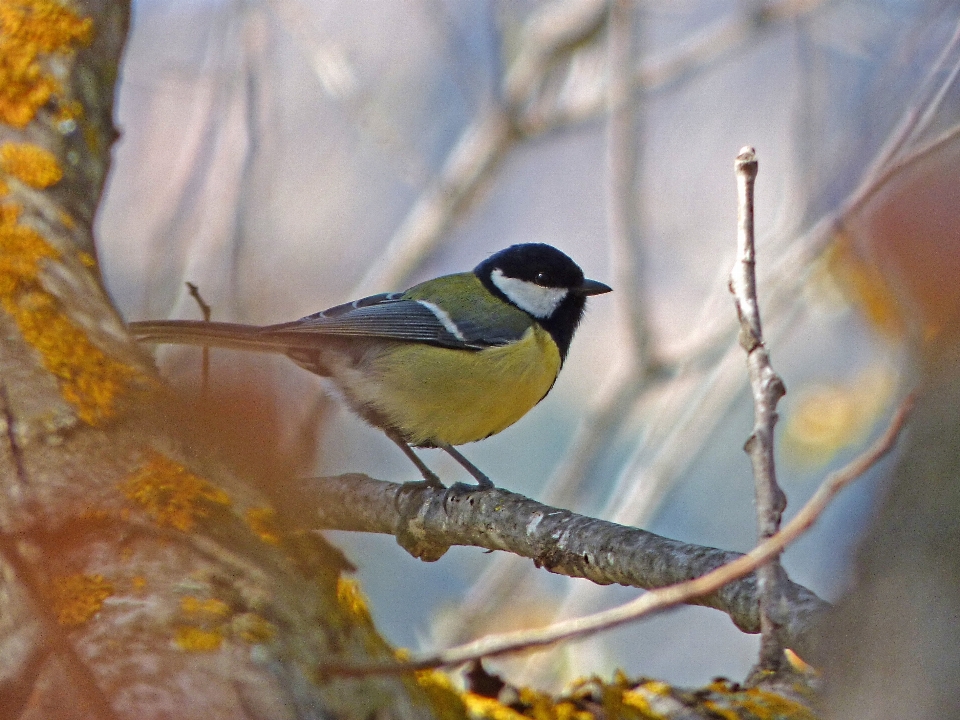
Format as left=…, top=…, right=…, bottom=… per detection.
left=310, top=475, right=827, bottom=655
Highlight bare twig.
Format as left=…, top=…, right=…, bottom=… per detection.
left=185, top=282, right=213, bottom=322
left=730, top=147, right=789, bottom=671
left=186, top=282, right=212, bottom=390
left=318, top=395, right=911, bottom=677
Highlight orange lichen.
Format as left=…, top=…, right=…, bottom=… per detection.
left=49, top=573, right=112, bottom=627
left=0, top=0, right=93, bottom=128
left=174, top=625, right=223, bottom=652
left=0, top=201, right=141, bottom=424
left=123, top=452, right=231, bottom=531
left=130, top=575, right=147, bottom=591
left=1, top=142, right=62, bottom=187
left=245, top=506, right=282, bottom=545
left=53, top=98, right=82, bottom=126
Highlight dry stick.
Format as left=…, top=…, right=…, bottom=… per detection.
left=186, top=281, right=212, bottom=391
left=729, top=147, right=789, bottom=671
left=319, top=395, right=912, bottom=678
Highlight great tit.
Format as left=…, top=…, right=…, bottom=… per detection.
left=129, top=243, right=611, bottom=488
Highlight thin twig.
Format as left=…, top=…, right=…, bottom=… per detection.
left=186, top=281, right=212, bottom=391
left=730, top=146, right=789, bottom=671
left=318, top=395, right=912, bottom=677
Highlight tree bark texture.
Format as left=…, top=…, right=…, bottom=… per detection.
left=0, top=2, right=445, bottom=718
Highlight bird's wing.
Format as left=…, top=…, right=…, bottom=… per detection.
left=260, top=291, right=522, bottom=350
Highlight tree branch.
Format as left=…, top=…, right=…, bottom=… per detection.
left=308, top=475, right=828, bottom=652
left=316, top=393, right=911, bottom=677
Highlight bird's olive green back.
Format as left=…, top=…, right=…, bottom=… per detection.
left=401, top=272, right=535, bottom=343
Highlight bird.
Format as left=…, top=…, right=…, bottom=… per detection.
left=128, top=243, right=611, bottom=488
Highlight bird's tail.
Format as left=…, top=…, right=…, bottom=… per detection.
left=128, top=320, right=309, bottom=354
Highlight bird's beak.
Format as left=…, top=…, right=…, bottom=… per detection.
left=577, top=278, right=613, bottom=296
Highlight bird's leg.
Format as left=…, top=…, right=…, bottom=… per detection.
left=386, top=431, right=444, bottom=487
left=437, top=443, right=494, bottom=489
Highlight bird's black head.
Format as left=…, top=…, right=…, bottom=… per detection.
left=474, top=243, right=611, bottom=360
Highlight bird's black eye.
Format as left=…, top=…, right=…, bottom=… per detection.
left=535, top=272, right=548, bottom=285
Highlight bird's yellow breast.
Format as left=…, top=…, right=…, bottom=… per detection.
left=356, top=325, right=562, bottom=447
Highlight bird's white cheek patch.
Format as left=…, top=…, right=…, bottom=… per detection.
left=490, top=269, right=568, bottom=318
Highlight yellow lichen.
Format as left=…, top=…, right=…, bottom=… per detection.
left=701, top=679, right=818, bottom=720
left=49, top=573, right=112, bottom=627
left=463, top=694, right=528, bottom=720
left=174, top=625, right=223, bottom=652
left=130, top=575, right=147, bottom=591
left=530, top=688, right=596, bottom=720
left=232, top=612, right=276, bottom=644
left=181, top=595, right=231, bottom=619
left=1, top=142, right=62, bottom=187
left=123, top=452, right=231, bottom=531
left=0, top=201, right=142, bottom=424
left=413, top=670, right=469, bottom=720
left=0, top=0, right=93, bottom=128
left=245, top=505, right=282, bottom=545
left=0, top=178, right=7, bottom=195
left=336, top=576, right=374, bottom=629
